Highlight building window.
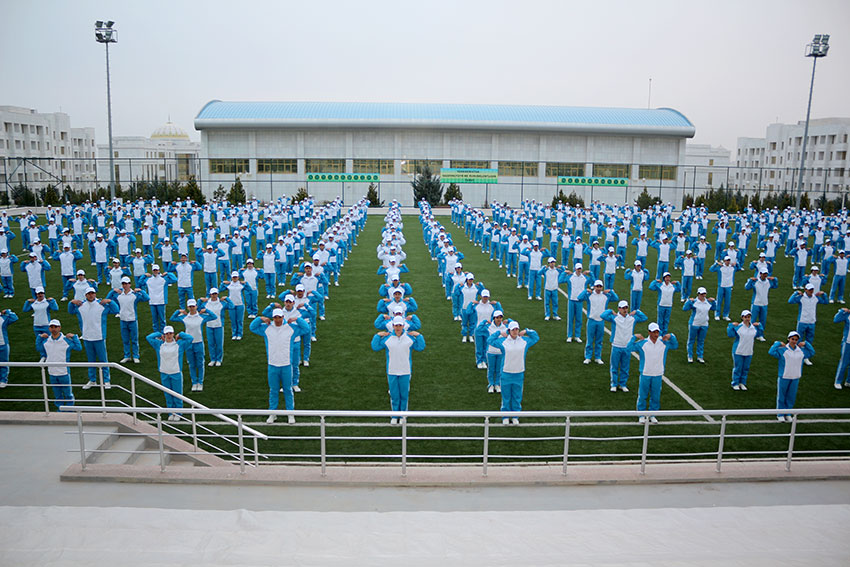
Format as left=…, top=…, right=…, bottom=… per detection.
left=450, top=160, right=490, bottom=169
left=638, top=165, right=676, bottom=180
left=257, top=159, right=298, bottom=174
left=305, top=159, right=345, bottom=173
left=209, top=158, right=250, bottom=174
left=596, top=163, right=633, bottom=178
left=497, top=161, right=538, bottom=177
left=353, top=159, right=394, bottom=175
left=708, top=172, right=713, bottom=185
left=401, top=159, right=442, bottom=175
left=837, top=151, right=847, bottom=160
left=545, top=162, right=585, bottom=177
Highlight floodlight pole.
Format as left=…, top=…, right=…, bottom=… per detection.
left=796, top=34, right=830, bottom=210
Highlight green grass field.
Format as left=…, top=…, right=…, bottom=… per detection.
left=1, top=211, right=849, bottom=464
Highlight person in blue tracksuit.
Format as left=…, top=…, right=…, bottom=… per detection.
left=648, top=272, right=681, bottom=335
left=487, top=321, right=539, bottom=425
left=35, top=319, right=82, bottom=408
left=683, top=287, right=716, bottom=363
left=727, top=309, right=764, bottom=390
left=251, top=308, right=311, bottom=423
left=146, top=327, right=194, bottom=420
left=198, top=289, right=233, bottom=367
left=169, top=254, right=202, bottom=310
left=371, top=317, right=426, bottom=423
left=240, top=258, right=260, bottom=319
left=106, top=277, right=150, bottom=364
left=769, top=331, right=815, bottom=422
left=138, top=265, right=177, bottom=333
left=221, top=272, right=246, bottom=340
left=577, top=281, right=618, bottom=364
left=452, top=274, right=484, bottom=342
left=709, top=255, right=740, bottom=321
left=788, top=284, right=828, bottom=366
left=624, top=260, right=649, bottom=311
left=538, top=257, right=568, bottom=320
left=23, top=287, right=59, bottom=340
left=0, top=308, right=19, bottom=387
left=68, top=288, right=119, bottom=388
left=475, top=310, right=509, bottom=393
left=464, top=289, right=503, bottom=368
left=563, top=263, right=592, bottom=342
left=601, top=301, right=648, bottom=392
left=627, top=323, right=678, bottom=423
left=170, top=299, right=218, bottom=391
left=745, top=268, right=778, bottom=336
left=832, top=308, right=850, bottom=389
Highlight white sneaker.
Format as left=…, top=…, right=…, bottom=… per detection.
left=60, top=296, right=67, bottom=301
left=390, top=418, right=398, bottom=425
left=319, top=316, right=325, bottom=321
left=511, top=418, right=520, bottom=425
left=732, top=384, right=741, bottom=390
left=785, top=416, right=794, bottom=423
left=215, top=361, right=221, bottom=366
left=595, top=359, right=604, bottom=365
left=544, top=316, right=550, bottom=321
left=0, top=382, right=7, bottom=388
left=638, top=416, right=646, bottom=424
left=495, top=385, right=501, bottom=393
left=303, top=360, right=309, bottom=367
left=191, top=384, right=197, bottom=391
left=835, top=383, right=843, bottom=390
left=208, top=361, right=215, bottom=366
left=830, top=299, right=835, bottom=304
left=575, top=338, right=582, bottom=343
left=688, top=357, right=694, bottom=363
left=649, top=416, right=658, bottom=423
left=266, top=415, right=277, bottom=424
left=527, top=296, right=532, bottom=301
left=740, top=384, right=748, bottom=391
left=756, top=336, right=766, bottom=342
left=583, top=359, right=591, bottom=364
left=620, top=386, right=629, bottom=392
left=698, top=358, right=705, bottom=364
left=714, top=316, right=720, bottom=321
left=553, top=316, right=561, bottom=321
left=723, top=316, right=731, bottom=321
left=82, top=381, right=95, bottom=390
left=502, top=418, right=510, bottom=425
left=610, top=386, right=617, bottom=392
left=311, top=336, right=317, bottom=342
left=804, top=359, right=812, bottom=366
left=776, top=415, right=785, bottom=422
left=461, top=336, right=467, bottom=343
left=120, top=357, right=130, bottom=363
left=334, top=282, right=339, bottom=287
left=566, top=337, right=572, bottom=343
left=293, top=385, right=301, bottom=392
left=488, top=385, right=495, bottom=393
left=197, top=384, right=203, bottom=392
left=104, top=382, right=111, bottom=390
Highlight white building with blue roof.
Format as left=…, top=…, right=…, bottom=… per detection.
left=193, top=101, right=695, bottom=206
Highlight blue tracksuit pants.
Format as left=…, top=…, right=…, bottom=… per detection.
left=585, top=319, right=604, bottom=360
left=119, top=320, right=140, bottom=359
left=150, top=304, right=166, bottom=333
left=716, top=286, right=732, bottom=318
left=203, top=272, right=217, bottom=295
left=178, top=286, right=194, bottom=310
left=830, top=275, right=846, bottom=302
left=636, top=374, right=663, bottom=412
left=544, top=289, right=559, bottom=318
left=244, top=287, right=258, bottom=317
left=517, top=262, right=529, bottom=286
left=263, top=273, right=276, bottom=296
left=500, top=371, right=524, bottom=413
left=487, top=353, right=503, bottom=387
left=83, top=339, right=110, bottom=383
left=206, top=326, right=224, bottom=363
left=527, top=271, right=542, bottom=298
left=186, top=342, right=205, bottom=385
left=567, top=300, right=583, bottom=339
left=387, top=374, right=411, bottom=416
left=49, top=373, right=75, bottom=409
left=795, top=321, right=815, bottom=346
left=731, top=354, right=752, bottom=386
left=776, top=377, right=800, bottom=417
left=268, top=364, right=293, bottom=410
left=609, top=346, right=631, bottom=388
left=229, top=305, right=245, bottom=338
left=631, top=290, right=643, bottom=311
left=834, top=342, right=850, bottom=386
left=657, top=306, right=672, bottom=335
left=160, top=372, right=183, bottom=409
left=0, top=344, right=8, bottom=384
left=687, top=325, right=708, bottom=359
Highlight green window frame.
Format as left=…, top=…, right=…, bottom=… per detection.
left=545, top=162, right=585, bottom=177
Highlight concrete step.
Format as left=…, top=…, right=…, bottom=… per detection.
left=134, top=448, right=170, bottom=467
left=90, top=435, right=147, bottom=465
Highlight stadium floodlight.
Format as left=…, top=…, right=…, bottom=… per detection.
left=94, top=20, right=118, bottom=200
left=796, top=33, right=831, bottom=209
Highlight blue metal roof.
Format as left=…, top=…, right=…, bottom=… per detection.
left=194, top=101, right=694, bottom=137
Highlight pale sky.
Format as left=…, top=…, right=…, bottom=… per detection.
left=2, top=0, right=848, bottom=152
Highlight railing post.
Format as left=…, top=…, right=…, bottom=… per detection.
left=253, top=436, right=259, bottom=468
left=130, top=375, right=137, bottom=425
left=237, top=415, right=246, bottom=474
left=786, top=413, right=799, bottom=472
left=562, top=417, right=571, bottom=476
left=98, top=366, right=106, bottom=417
left=77, top=411, right=87, bottom=471
left=401, top=416, right=407, bottom=477
left=156, top=412, right=166, bottom=473
left=40, top=365, right=50, bottom=415
left=482, top=417, right=489, bottom=477
left=191, top=413, right=198, bottom=452
left=320, top=416, right=327, bottom=477
left=716, top=415, right=727, bottom=473
left=640, top=416, right=650, bottom=475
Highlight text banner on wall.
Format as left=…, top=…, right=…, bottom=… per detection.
left=440, top=168, right=498, bottom=184
left=558, top=176, right=629, bottom=186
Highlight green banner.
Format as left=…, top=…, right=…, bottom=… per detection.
left=440, top=168, right=498, bottom=184
left=558, top=176, right=628, bottom=186
left=306, top=173, right=380, bottom=182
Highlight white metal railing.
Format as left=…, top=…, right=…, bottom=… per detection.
left=57, top=405, right=850, bottom=477
left=0, top=361, right=267, bottom=464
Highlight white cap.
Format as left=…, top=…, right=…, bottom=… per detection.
left=76, top=269, right=85, bottom=276
left=231, top=271, right=239, bottom=278
left=759, top=267, right=769, bottom=274
left=759, top=252, right=766, bottom=257
left=697, top=287, right=707, bottom=294
left=210, top=288, right=219, bottom=294
left=618, top=300, right=629, bottom=308
left=295, top=284, right=305, bottom=291
left=85, top=286, right=96, bottom=294
left=507, top=321, right=520, bottom=330
left=811, top=265, right=819, bottom=271
left=492, top=310, right=504, bottom=318
left=648, top=322, right=660, bottom=332
left=686, top=249, right=693, bottom=255
left=120, top=276, right=131, bottom=284
left=593, top=279, right=603, bottom=287
left=163, top=325, right=175, bottom=334
left=634, top=260, right=642, bottom=266
left=805, top=283, right=815, bottom=290
left=608, top=246, right=615, bottom=252
left=741, top=309, right=752, bottom=317
left=152, top=264, right=160, bottom=271
left=532, top=240, right=539, bottom=246
left=391, top=316, right=405, bottom=326
left=787, top=330, right=800, bottom=338
left=574, top=263, right=583, bottom=270
left=246, top=258, right=254, bottom=263
left=135, top=248, right=142, bottom=253
left=284, top=294, right=295, bottom=302
left=466, top=273, right=475, bottom=280
left=48, top=319, right=61, bottom=327
left=481, top=289, right=490, bottom=297
left=662, top=271, right=671, bottom=278
left=272, top=308, right=285, bottom=318
left=187, top=299, right=197, bottom=307
left=548, top=257, right=556, bottom=263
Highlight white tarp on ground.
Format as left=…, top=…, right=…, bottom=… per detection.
left=1, top=504, right=848, bottom=566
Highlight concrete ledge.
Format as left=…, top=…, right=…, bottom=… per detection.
left=60, top=458, right=850, bottom=487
